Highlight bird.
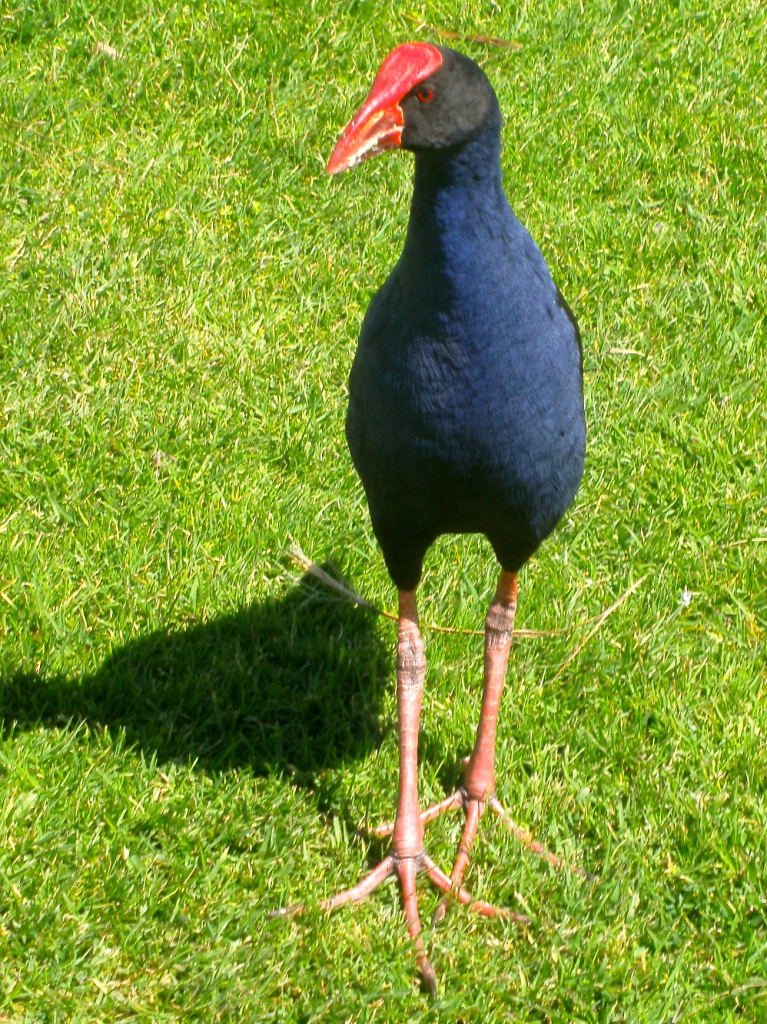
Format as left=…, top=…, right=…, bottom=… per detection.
left=275, top=42, right=586, bottom=993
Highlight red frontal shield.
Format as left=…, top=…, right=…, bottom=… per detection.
left=327, top=43, right=443, bottom=175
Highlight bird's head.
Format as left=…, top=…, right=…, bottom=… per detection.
left=327, top=44, right=496, bottom=175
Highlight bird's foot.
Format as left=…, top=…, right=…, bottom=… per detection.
left=366, top=781, right=590, bottom=926
left=268, top=841, right=526, bottom=995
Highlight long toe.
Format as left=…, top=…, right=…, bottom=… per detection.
left=422, top=852, right=528, bottom=925
left=430, top=791, right=484, bottom=924
left=419, top=956, right=438, bottom=996
left=489, top=794, right=593, bottom=878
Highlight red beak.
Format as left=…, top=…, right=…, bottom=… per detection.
left=327, top=43, right=443, bottom=175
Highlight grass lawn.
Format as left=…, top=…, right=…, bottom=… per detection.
left=1, top=0, right=766, bottom=1019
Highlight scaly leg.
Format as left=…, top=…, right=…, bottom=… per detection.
left=432, top=569, right=518, bottom=922
left=272, top=592, right=461, bottom=991
left=271, top=587, right=530, bottom=992
left=389, top=590, right=434, bottom=990
left=364, top=571, right=586, bottom=906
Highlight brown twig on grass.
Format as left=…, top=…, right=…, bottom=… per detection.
left=289, top=545, right=387, bottom=616
left=94, top=41, right=122, bottom=60
left=547, top=575, right=648, bottom=683
left=403, top=14, right=523, bottom=51
left=287, top=543, right=646, bottom=644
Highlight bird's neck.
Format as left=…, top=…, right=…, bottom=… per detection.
left=403, top=121, right=507, bottom=269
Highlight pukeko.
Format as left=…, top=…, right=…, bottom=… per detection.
left=278, top=43, right=586, bottom=991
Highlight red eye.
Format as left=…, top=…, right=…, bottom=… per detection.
left=416, top=85, right=435, bottom=103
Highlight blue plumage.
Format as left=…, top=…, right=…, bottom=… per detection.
left=345, top=93, right=585, bottom=590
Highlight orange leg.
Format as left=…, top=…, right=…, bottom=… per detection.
left=432, top=570, right=518, bottom=923
left=266, top=575, right=603, bottom=990
left=270, top=587, right=526, bottom=994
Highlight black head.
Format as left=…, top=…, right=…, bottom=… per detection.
left=399, top=47, right=498, bottom=152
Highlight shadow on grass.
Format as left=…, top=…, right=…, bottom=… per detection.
left=0, top=571, right=391, bottom=779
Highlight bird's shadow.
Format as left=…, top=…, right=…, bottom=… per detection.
left=0, top=571, right=392, bottom=798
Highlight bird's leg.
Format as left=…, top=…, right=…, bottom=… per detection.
left=270, top=590, right=439, bottom=993
left=389, top=589, right=437, bottom=991
left=431, top=570, right=517, bottom=922
left=463, top=570, right=518, bottom=799
left=272, top=586, right=531, bottom=992
left=391, top=590, right=426, bottom=860
left=367, top=571, right=584, bottom=899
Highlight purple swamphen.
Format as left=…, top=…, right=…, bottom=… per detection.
left=275, top=43, right=586, bottom=992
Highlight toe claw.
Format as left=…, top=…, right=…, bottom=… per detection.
left=419, top=956, right=438, bottom=996
left=431, top=898, right=449, bottom=926
left=267, top=903, right=303, bottom=919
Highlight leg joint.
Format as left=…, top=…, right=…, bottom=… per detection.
left=485, top=601, right=516, bottom=649
left=397, top=640, right=426, bottom=689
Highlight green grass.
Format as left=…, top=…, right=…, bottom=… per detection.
left=1, top=0, right=766, bottom=1019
